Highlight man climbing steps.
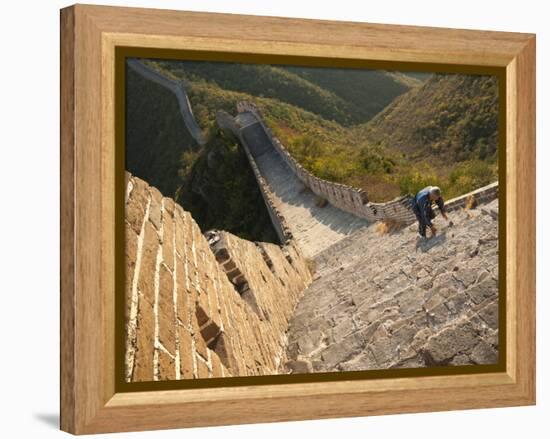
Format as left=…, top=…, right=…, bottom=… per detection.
left=412, top=186, right=453, bottom=238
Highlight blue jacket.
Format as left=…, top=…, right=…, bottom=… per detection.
left=414, top=187, right=445, bottom=227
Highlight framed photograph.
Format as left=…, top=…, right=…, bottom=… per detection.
left=60, top=4, right=536, bottom=434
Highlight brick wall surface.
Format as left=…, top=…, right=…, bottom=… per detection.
left=125, top=173, right=312, bottom=382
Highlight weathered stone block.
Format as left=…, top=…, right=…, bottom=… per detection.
left=163, top=197, right=175, bottom=217
left=285, top=358, right=313, bottom=374
left=126, top=178, right=149, bottom=235
left=125, top=228, right=138, bottom=320
left=297, top=329, right=323, bottom=355
left=158, top=350, right=176, bottom=381
left=340, top=349, right=379, bottom=371
left=132, top=298, right=155, bottom=382
left=162, top=212, right=175, bottom=270
left=210, top=352, right=224, bottom=377
left=149, top=184, right=163, bottom=204
left=174, top=209, right=186, bottom=245
left=191, top=315, right=208, bottom=360
left=369, top=334, right=401, bottom=366
left=452, top=264, right=478, bottom=287
left=175, top=257, right=190, bottom=326
left=148, top=188, right=162, bottom=231
left=396, top=287, right=425, bottom=314
left=137, top=222, right=160, bottom=307
left=158, top=264, right=176, bottom=352
left=331, top=318, right=355, bottom=343
left=423, top=323, right=479, bottom=365
left=427, top=302, right=449, bottom=327
left=471, top=340, right=498, bottom=364
left=444, top=291, right=469, bottom=315
left=392, top=323, right=418, bottom=346
left=410, top=327, right=432, bottom=351
left=466, top=278, right=497, bottom=305
left=392, top=354, right=425, bottom=369
left=320, top=333, right=362, bottom=369
left=477, top=301, right=499, bottom=329
left=195, top=357, right=210, bottom=379
left=178, top=326, right=194, bottom=379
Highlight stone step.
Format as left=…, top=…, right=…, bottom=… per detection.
left=285, top=198, right=500, bottom=373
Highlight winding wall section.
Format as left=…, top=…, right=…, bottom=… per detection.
left=127, top=59, right=207, bottom=145
left=217, top=110, right=369, bottom=258
left=218, top=101, right=498, bottom=258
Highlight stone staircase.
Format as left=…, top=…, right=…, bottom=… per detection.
left=285, top=199, right=499, bottom=373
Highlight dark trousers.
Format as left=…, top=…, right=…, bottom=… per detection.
left=412, top=203, right=435, bottom=237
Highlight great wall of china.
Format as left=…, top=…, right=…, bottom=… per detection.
left=127, top=59, right=207, bottom=145
left=125, top=62, right=500, bottom=381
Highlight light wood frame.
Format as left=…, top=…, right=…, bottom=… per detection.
left=60, top=4, right=536, bottom=434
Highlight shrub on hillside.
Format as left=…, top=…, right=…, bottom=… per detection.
left=398, top=165, right=443, bottom=196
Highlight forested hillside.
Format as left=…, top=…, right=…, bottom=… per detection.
left=155, top=60, right=418, bottom=125
left=358, top=73, right=499, bottom=198
left=363, top=74, right=499, bottom=162
left=283, top=66, right=422, bottom=123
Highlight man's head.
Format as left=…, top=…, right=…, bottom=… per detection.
left=429, top=186, right=441, bottom=201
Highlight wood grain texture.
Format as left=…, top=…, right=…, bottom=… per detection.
left=60, top=4, right=536, bottom=434
left=60, top=6, right=75, bottom=433
left=512, top=37, right=536, bottom=398
left=82, top=4, right=530, bottom=66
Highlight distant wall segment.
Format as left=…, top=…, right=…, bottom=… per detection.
left=127, top=59, right=207, bottom=145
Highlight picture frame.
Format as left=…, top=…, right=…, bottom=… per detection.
left=60, top=4, right=536, bottom=434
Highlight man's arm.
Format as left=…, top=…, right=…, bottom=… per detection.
left=436, top=198, right=449, bottom=220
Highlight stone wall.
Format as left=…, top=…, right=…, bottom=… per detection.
left=125, top=173, right=312, bottom=382
left=234, top=101, right=498, bottom=224
left=127, top=59, right=207, bottom=145
left=443, top=182, right=499, bottom=213
left=216, top=110, right=294, bottom=244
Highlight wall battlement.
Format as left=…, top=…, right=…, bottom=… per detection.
left=125, top=173, right=311, bottom=381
